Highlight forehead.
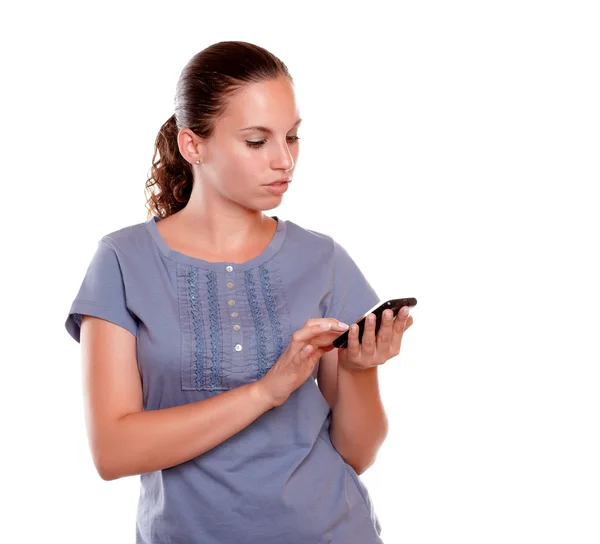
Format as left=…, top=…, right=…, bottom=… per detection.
left=220, top=77, right=299, bottom=128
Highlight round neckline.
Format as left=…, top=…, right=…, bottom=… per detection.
left=145, top=214, right=287, bottom=271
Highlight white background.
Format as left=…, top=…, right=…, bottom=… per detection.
left=2, top=1, right=599, bottom=542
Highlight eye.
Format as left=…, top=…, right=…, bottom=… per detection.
left=246, top=136, right=301, bottom=149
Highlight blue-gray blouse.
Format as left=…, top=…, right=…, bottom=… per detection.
left=65, top=215, right=384, bottom=544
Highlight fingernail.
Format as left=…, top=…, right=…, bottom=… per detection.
left=338, top=322, right=349, bottom=329
left=303, top=344, right=313, bottom=352
left=401, top=307, right=409, bottom=317
left=320, top=322, right=331, bottom=329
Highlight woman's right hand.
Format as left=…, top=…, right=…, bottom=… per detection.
left=255, top=318, right=350, bottom=408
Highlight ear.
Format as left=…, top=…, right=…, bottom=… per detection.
left=178, top=128, right=205, bottom=165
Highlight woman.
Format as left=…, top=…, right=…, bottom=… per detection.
left=65, top=40, right=413, bottom=544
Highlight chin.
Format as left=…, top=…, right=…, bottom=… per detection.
left=239, top=200, right=280, bottom=213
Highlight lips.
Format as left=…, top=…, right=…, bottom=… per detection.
left=263, top=180, right=290, bottom=194
left=267, top=178, right=291, bottom=185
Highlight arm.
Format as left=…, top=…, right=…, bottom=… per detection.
left=318, top=348, right=388, bottom=475
left=81, top=316, right=272, bottom=481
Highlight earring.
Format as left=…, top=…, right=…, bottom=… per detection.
left=195, top=159, right=201, bottom=164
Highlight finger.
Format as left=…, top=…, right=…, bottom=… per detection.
left=346, top=323, right=361, bottom=354
left=291, top=322, right=348, bottom=350
left=310, top=345, right=328, bottom=361
left=309, top=329, right=352, bottom=348
left=303, top=317, right=350, bottom=331
left=377, top=309, right=394, bottom=350
left=297, top=343, right=327, bottom=368
left=310, top=335, right=338, bottom=349
left=288, top=325, right=326, bottom=359
left=289, top=330, right=341, bottom=360
left=293, top=322, right=331, bottom=343
left=294, top=342, right=315, bottom=365
left=390, top=327, right=404, bottom=355
left=393, top=307, right=410, bottom=334
left=391, top=309, right=410, bottom=354
left=293, top=321, right=351, bottom=352
left=361, top=313, right=377, bottom=355
left=405, top=315, right=414, bottom=330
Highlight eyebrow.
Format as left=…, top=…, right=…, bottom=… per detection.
left=238, top=118, right=302, bottom=133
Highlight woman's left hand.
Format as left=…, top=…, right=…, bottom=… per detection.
left=337, top=306, right=414, bottom=373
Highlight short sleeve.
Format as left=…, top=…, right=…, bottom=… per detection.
left=327, top=239, right=381, bottom=326
left=65, top=239, right=139, bottom=343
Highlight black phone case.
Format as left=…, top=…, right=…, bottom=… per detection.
left=332, top=297, right=417, bottom=349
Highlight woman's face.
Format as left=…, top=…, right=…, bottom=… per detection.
left=196, top=76, right=301, bottom=210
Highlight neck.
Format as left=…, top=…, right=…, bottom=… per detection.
left=177, top=196, right=275, bottom=255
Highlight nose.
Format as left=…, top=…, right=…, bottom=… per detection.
left=271, top=140, right=295, bottom=171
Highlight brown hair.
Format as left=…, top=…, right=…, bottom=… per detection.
left=144, top=41, right=292, bottom=219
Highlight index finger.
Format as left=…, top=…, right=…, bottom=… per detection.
left=291, top=322, right=341, bottom=348
left=303, top=317, right=349, bottom=330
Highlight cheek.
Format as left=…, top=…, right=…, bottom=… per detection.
left=218, top=149, right=263, bottom=192
left=230, top=150, right=263, bottom=179
left=217, top=145, right=249, bottom=172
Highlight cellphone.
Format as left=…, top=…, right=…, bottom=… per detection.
left=332, top=297, right=417, bottom=349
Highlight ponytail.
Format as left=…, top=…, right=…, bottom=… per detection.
left=145, top=114, right=193, bottom=219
